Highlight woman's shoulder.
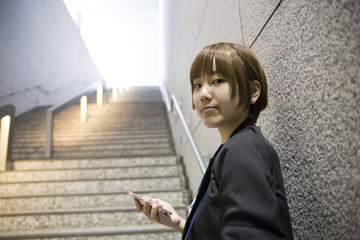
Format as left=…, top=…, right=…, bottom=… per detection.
left=216, top=125, right=278, bottom=168
left=226, top=124, right=275, bottom=151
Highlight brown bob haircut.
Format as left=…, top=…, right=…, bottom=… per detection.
left=190, top=42, right=268, bottom=123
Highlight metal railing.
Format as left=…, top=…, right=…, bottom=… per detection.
left=160, top=83, right=206, bottom=174
left=45, top=81, right=104, bottom=158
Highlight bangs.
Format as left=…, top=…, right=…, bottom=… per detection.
left=190, top=49, right=216, bottom=81
left=190, top=43, right=243, bottom=82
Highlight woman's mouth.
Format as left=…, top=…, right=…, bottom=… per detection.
left=202, top=106, right=217, bottom=113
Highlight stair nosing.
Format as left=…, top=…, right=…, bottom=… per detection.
left=0, top=175, right=181, bottom=185
left=0, top=205, right=188, bottom=217
left=0, top=224, right=177, bottom=239
left=5, top=163, right=180, bottom=172
left=0, top=188, right=189, bottom=199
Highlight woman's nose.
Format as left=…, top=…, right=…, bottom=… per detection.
left=200, top=84, right=212, bottom=101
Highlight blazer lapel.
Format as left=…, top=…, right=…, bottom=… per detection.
left=182, top=156, right=214, bottom=239
left=182, top=143, right=224, bottom=240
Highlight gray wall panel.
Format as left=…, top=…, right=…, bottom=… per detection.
left=0, top=0, right=101, bottom=115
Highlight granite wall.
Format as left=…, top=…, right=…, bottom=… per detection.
left=0, top=0, right=101, bottom=116
left=161, top=0, right=359, bottom=239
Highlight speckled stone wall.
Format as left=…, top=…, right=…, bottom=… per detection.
left=253, top=1, right=360, bottom=239
left=162, top=0, right=359, bottom=239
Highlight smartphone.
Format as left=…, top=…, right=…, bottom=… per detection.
left=127, top=191, right=173, bottom=215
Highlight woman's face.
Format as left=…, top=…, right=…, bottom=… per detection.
left=192, top=72, right=249, bottom=134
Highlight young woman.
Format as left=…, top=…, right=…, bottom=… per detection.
left=132, top=43, right=293, bottom=239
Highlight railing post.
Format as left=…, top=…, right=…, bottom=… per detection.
left=97, top=86, right=103, bottom=106
left=112, top=87, right=118, bottom=101
left=80, top=96, right=87, bottom=122
left=0, top=115, right=11, bottom=171
left=45, top=109, right=53, bottom=158
left=0, top=105, right=15, bottom=170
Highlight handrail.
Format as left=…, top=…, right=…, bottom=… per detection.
left=45, top=80, right=104, bottom=158
left=0, top=83, right=41, bottom=98
left=160, top=83, right=206, bottom=174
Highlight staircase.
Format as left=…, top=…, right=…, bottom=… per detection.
left=0, top=87, right=191, bottom=239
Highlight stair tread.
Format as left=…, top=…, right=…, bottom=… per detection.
left=0, top=208, right=188, bottom=233
left=0, top=205, right=187, bottom=216
left=0, top=224, right=178, bottom=238
left=0, top=188, right=188, bottom=199
left=0, top=165, right=182, bottom=183
left=0, top=177, right=185, bottom=197
left=0, top=190, right=191, bottom=213
left=12, top=156, right=178, bottom=170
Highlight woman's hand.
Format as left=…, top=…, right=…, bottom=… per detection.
left=133, top=196, right=185, bottom=233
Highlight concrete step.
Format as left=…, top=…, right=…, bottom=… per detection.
left=54, top=136, right=171, bottom=145
left=54, top=142, right=172, bottom=151
left=51, top=127, right=170, bottom=134
left=0, top=224, right=180, bottom=239
left=53, top=117, right=168, bottom=123
left=13, top=156, right=179, bottom=170
left=53, top=116, right=168, bottom=123
left=54, top=105, right=166, bottom=117
left=0, top=207, right=188, bottom=233
left=53, top=130, right=170, bottom=139
left=0, top=176, right=184, bottom=197
left=12, top=132, right=170, bottom=144
left=13, top=137, right=171, bottom=148
left=12, top=140, right=172, bottom=152
left=53, top=105, right=166, bottom=112
left=14, top=126, right=169, bottom=136
left=12, top=124, right=45, bottom=131
left=52, top=147, right=174, bottom=158
left=53, top=113, right=168, bottom=122
left=0, top=190, right=191, bottom=213
left=0, top=165, right=183, bottom=183
left=12, top=147, right=174, bottom=159
left=51, top=125, right=169, bottom=133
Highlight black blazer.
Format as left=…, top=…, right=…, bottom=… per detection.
left=182, top=119, right=293, bottom=240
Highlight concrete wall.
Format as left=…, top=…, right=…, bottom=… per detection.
left=0, top=0, right=101, bottom=116
left=161, top=0, right=359, bottom=239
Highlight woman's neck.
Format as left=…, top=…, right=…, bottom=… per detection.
left=218, top=114, right=249, bottom=144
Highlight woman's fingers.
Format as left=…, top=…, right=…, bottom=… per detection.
left=133, top=198, right=143, bottom=212
left=158, top=203, right=168, bottom=222
left=133, top=197, right=174, bottom=226
left=150, top=200, right=160, bottom=222
left=143, top=199, right=152, bottom=217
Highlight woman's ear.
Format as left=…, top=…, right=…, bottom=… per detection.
left=250, top=80, right=261, bottom=104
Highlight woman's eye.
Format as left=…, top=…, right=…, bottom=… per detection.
left=213, top=79, right=224, bottom=84
left=193, top=83, right=201, bottom=89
